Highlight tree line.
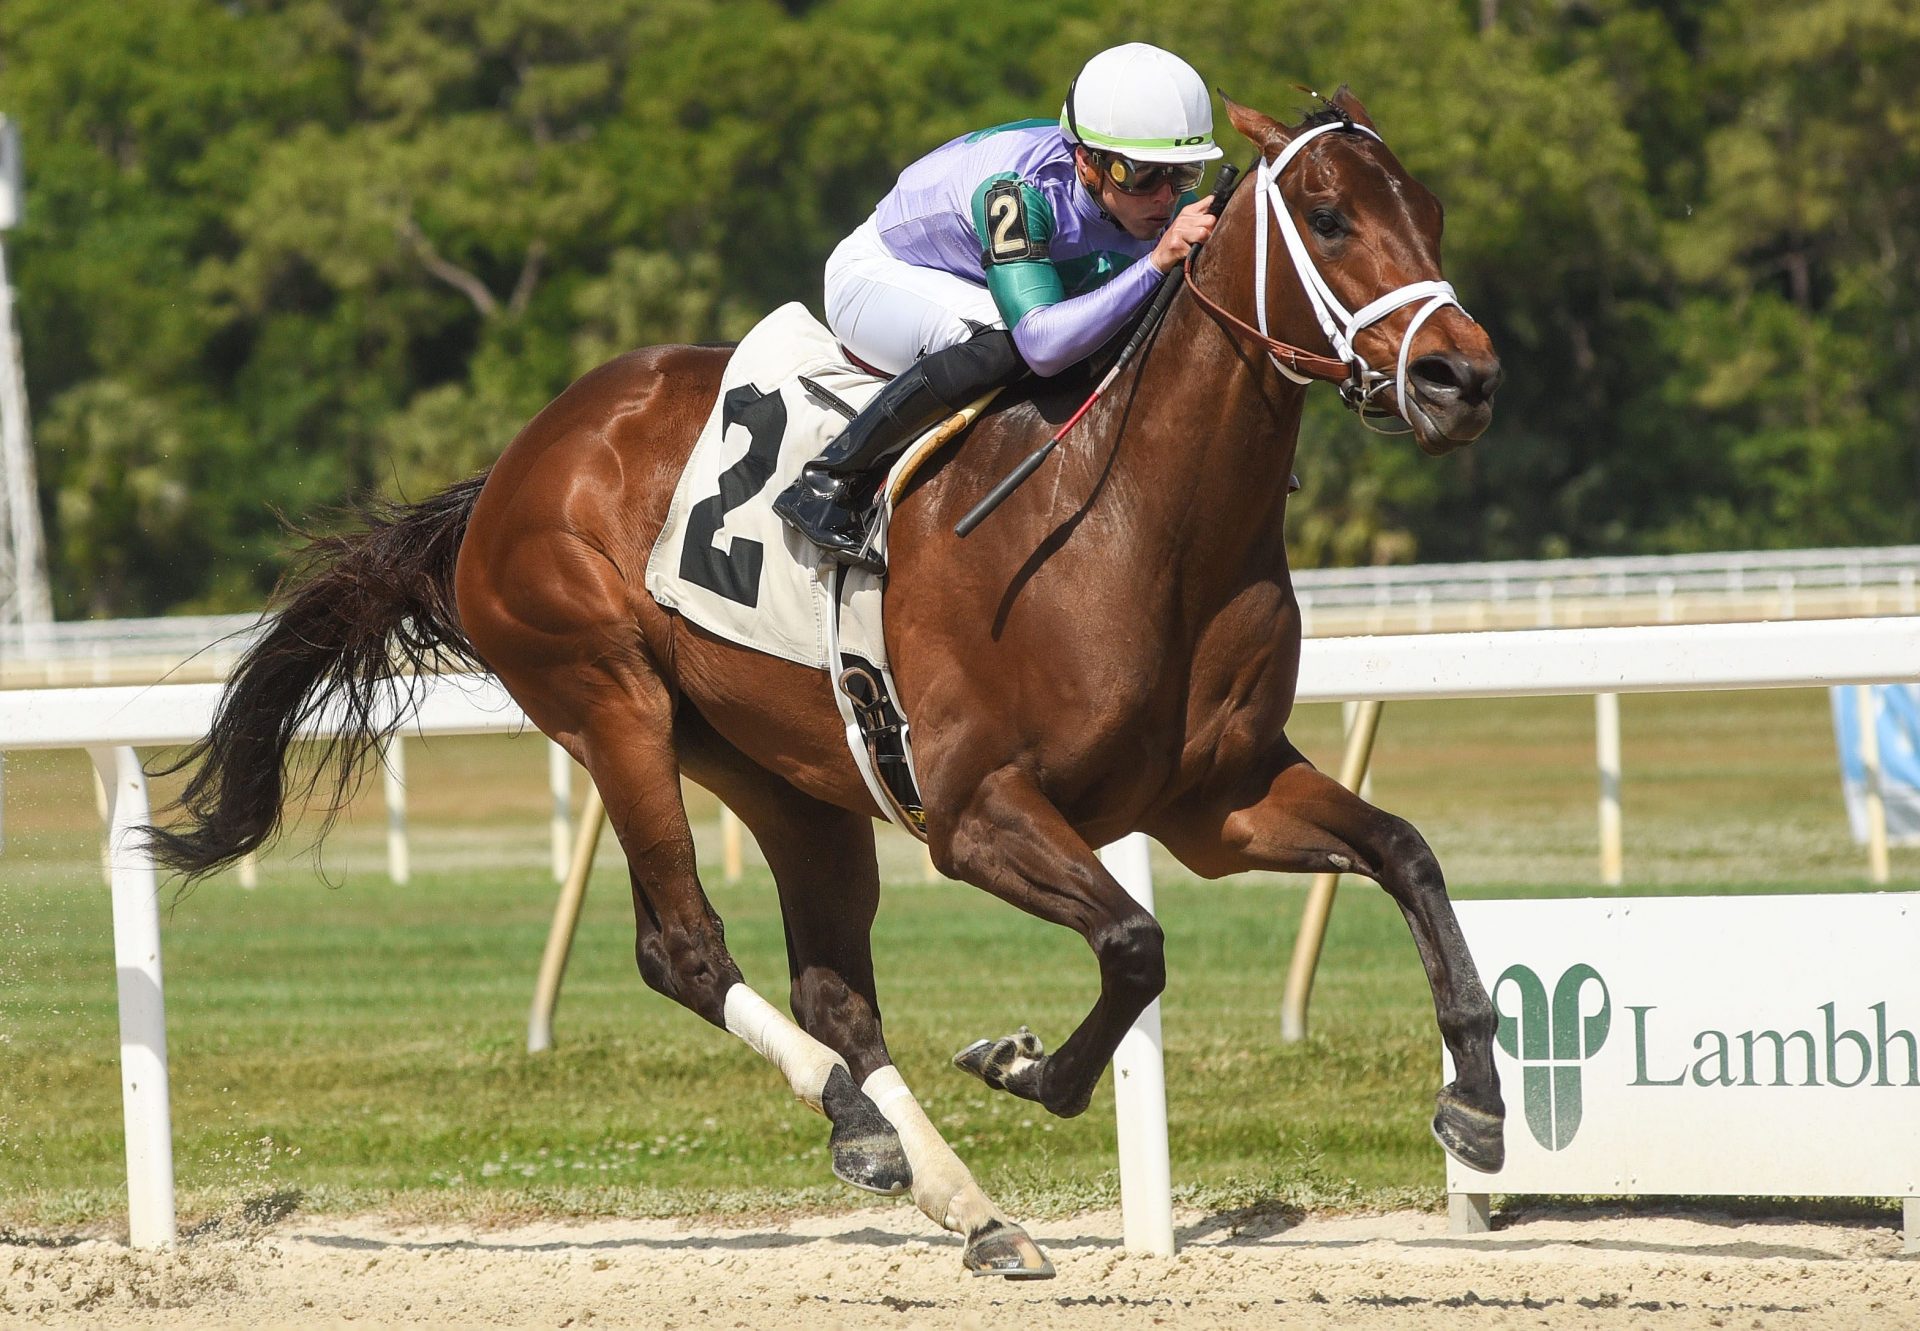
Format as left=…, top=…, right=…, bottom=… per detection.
left=1, top=0, right=1913, bottom=616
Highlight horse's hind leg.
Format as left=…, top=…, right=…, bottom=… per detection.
left=1154, top=742, right=1505, bottom=1173
left=677, top=721, right=905, bottom=1193
left=491, top=641, right=873, bottom=1153
left=679, top=717, right=1052, bottom=1278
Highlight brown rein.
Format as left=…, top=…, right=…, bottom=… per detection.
left=1181, top=245, right=1351, bottom=384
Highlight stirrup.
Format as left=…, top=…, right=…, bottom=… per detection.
left=826, top=521, right=887, bottom=575
left=805, top=526, right=885, bottom=575
left=772, top=474, right=887, bottom=573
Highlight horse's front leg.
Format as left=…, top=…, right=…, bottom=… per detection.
left=928, top=767, right=1166, bottom=1121
left=1154, top=744, right=1505, bottom=1173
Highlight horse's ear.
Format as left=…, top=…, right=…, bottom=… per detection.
left=1329, top=85, right=1378, bottom=132
left=1222, top=91, right=1292, bottom=155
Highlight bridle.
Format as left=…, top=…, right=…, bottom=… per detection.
left=1184, top=120, right=1465, bottom=434
left=954, top=116, right=1470, bottom=539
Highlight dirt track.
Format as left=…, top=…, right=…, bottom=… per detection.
left=5, top=1204, right=1917, bottom=1329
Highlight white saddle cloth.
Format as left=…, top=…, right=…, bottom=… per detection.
left=645, top=302, right=922, bottom=829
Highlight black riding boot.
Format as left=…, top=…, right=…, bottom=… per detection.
left=773, top=328, right=1021, bottom=572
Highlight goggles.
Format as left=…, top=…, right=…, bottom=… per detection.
left=1100, top=152, right=1206, bottom=197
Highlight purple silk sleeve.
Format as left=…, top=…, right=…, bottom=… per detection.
left=1010, top=258, right=1163, bottom=378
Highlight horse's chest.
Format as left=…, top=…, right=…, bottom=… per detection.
left=1178, top=593, right=1305, bottom=776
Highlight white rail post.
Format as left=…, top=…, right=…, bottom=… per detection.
left=91, top=759, right=112, bottom=886
left=1596, top=692, right=1623, bottom=887
left=382, top=735, right=408, bottom=885
left=1857, top=685, right=1890, bottom=885
left=86, top=744, right=177, bottom=1250
left=548, top=741, right=572, bottom=883
left=1100, top=832, right=1175, bottom=1257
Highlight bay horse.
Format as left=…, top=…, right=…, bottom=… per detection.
left=149, top=91, right=1504, bottom=1277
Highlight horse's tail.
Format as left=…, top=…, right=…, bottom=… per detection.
left=144, top=472, right=492, bottom=881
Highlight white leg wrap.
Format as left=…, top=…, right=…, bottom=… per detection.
left=722, top=984, right=846, bottom=1112
left=862, top=1065, right=1004, bottom=1235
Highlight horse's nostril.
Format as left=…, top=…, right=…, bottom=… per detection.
left=1411, top=353, right=1502, bottom=405
left=1410, top=353, right=1466, bottom=393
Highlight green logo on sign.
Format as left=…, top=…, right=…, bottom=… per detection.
left=1494, top=964, right=1612, bottom=1150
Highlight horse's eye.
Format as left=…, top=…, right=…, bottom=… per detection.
left=1309, top=208, right=1345, bottom=238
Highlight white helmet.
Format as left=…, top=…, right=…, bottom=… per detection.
left=1059, top=43, right=1224, bottom=164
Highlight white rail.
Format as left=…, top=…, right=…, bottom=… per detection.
left=3, top=616, right=1917, bottom=1254
left=1293, top=543, right=1920, bottom=605
left=1294, top=616, right=1920, bottom=698
left=4, top=545, right=1916, bottom=680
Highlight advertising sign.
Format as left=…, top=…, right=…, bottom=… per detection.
left=1446, top=894, right=1920, bottom=1198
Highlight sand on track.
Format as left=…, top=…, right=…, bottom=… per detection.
left=4, top=1204, right=1916, bottom=1329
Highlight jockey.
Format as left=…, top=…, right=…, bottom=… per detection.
left=772, top=42, right=1224, bottom=571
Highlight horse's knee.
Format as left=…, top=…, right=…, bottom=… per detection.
left=1092, top=912, right=1166, bottom=1004
left=1372, top=815, right=1443, bottom=894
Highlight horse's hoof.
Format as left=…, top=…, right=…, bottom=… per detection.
left=952, top=1026, right=1045, bottom=1100
left=831, top=1127, right=912, bottom=1196
left=821, top=1066, right=912, bottom=1196
left=1432, top=1085, right=1505, bottom=1174
left=963, top=1219, right=1054, bottom=1279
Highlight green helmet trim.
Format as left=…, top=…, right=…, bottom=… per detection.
left=1065, top=123, right=1218, bottom=154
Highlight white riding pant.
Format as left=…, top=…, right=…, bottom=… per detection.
left=824, top=215, right=1004, bottom=376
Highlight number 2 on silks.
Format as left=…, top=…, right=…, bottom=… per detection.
left=983, top=180, right=1043, bottom=262
left=679, top=384, right=786, bottom=607
left=988, top=192, right=1023, bottom=257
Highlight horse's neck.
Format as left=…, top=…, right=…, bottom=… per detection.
left=1102, top=201, right=1320, bottom=594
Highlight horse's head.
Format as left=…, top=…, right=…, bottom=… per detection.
left=1218, top=90, right=1500, bottom=454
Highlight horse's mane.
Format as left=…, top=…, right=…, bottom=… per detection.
left=1296, top=105, right=1356, bottom=132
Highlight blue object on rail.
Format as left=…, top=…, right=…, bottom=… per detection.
left=1831, top=684, right=1920, bottom=846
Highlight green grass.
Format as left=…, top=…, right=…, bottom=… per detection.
left=0, top=689, right=1908, bottom=1233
